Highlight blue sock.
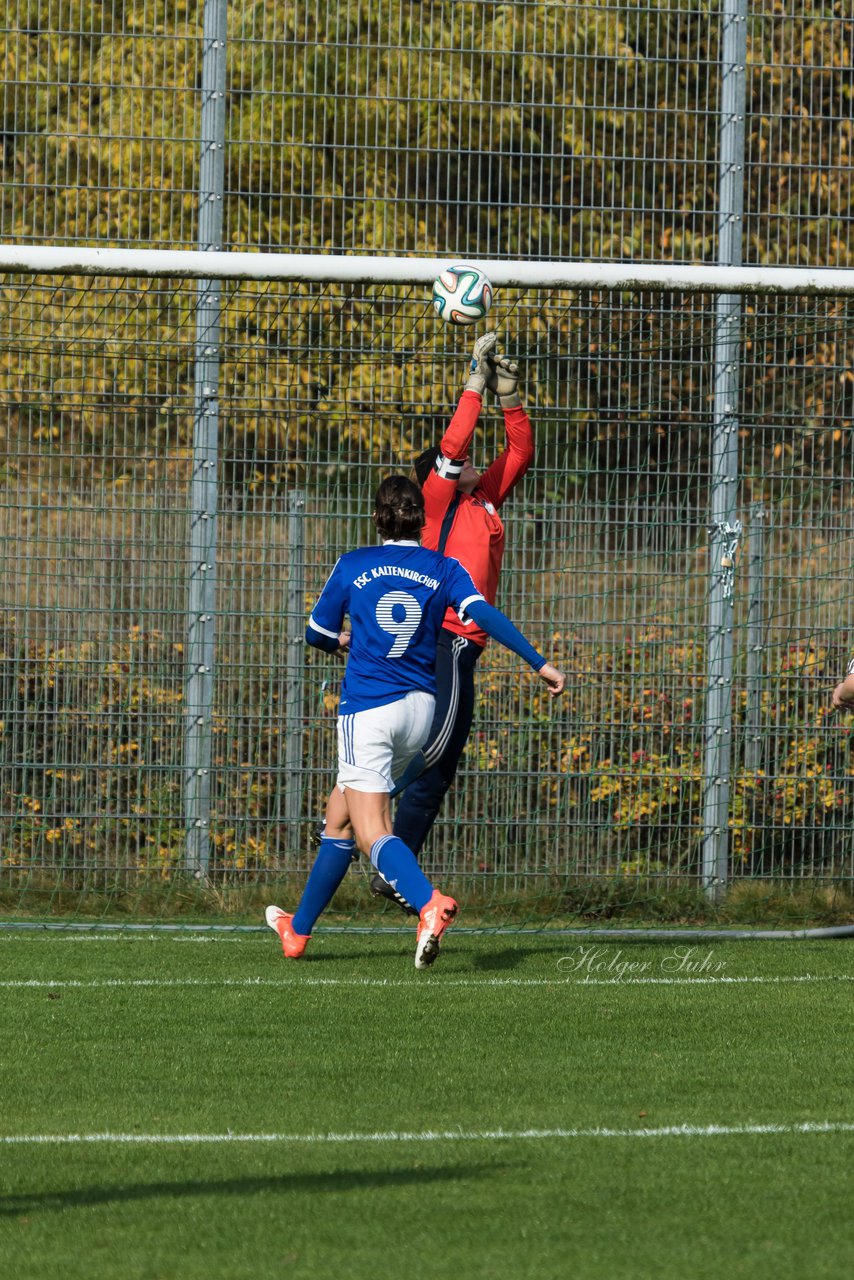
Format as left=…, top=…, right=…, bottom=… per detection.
left=371, top=835, right=434, bottom=914
left=292, top=836, right=355, bottom=935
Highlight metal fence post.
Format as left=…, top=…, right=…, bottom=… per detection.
left=702, top=0, right=748, bottom=897
left=745, top=503, right=767, bottom=776
left=184, top=0, right=228, bottom=877
left=284, top=491, right=307, bottom=834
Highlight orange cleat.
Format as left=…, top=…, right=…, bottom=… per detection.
left=265, top=905, right=310, bottom=958
left=414, top=891, right=458, bottom=970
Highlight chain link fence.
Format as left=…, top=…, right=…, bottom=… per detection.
left=1, top=2, right=853, bottom=914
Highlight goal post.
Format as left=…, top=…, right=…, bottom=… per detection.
left=1, top=244, right=853, bottom=294
left=1, top=247, right=854, bottom=933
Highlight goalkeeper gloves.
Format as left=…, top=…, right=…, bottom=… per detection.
left=485, top=350, right=521, bottom=410
left=465, top=331, right=498, bottom=396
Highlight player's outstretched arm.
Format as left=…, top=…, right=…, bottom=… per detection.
left=475, top=339, right=533, bottom=506
left=427, top=333, right=496, bottom=504
left=464, top=597, right=565, bottom=697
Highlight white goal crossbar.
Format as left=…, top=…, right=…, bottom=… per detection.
left=1, top=244, right=853, bottom=295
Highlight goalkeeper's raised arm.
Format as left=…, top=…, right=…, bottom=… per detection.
left=413, top=330, right=533, bottom=526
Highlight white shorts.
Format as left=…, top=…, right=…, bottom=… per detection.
left=336, top=691, right=434, bottom=793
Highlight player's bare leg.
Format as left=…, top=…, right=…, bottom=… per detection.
left=324, top=782, right=356, bottom=841
left=343, top=786, right=457, bottom=969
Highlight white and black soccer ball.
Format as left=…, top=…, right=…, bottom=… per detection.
left=431, top=265, right=493, bottom=326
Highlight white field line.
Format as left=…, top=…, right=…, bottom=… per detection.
left=1, top=974, right=853, bottom=990
left=2, top=1121, right=854, bottom=1147
left=0, top=934, right=257, bottom=943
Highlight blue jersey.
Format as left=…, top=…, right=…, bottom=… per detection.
left=307, top=540, right=485, bottom=712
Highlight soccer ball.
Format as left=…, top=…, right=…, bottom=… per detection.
left=431, top=265, right=493, bottom=326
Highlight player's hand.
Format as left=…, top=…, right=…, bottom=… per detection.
left=485, top=350, right=521, bottom=409
left=831, top=679, right=854, bottom=711
left=465, top=330, right=498, bottom=396
left=537, top=662, right=566, bottom=697
left=336, top=631, right=351, bottom=658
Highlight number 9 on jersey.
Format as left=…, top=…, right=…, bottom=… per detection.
left=375, top=590, right=422, bottom=657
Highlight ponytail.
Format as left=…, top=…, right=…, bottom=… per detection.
left=373, top=475, right=426, bottom=541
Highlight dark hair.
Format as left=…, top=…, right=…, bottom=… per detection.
left=373, top=475, right=425, bottom=541
left=412, top=446, right=439, bottom=489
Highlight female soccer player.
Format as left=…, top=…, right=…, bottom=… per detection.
left=374, top=331, right=535, bottom=913
left=265, top=474, right=565, bottom=969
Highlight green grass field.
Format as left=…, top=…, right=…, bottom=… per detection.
left=1, top=927, right=853, bottom=1279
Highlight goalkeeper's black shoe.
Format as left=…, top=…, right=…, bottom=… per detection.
left=369, top=873, right=418, bottom=918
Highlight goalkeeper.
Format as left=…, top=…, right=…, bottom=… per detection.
left=373, top=331, right=535, bottom=915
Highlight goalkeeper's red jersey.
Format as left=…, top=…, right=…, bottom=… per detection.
left=421, top=389, right=534, bottom=648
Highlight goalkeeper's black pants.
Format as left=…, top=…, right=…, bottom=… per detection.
left=392, top=629, right=484, bottom=857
